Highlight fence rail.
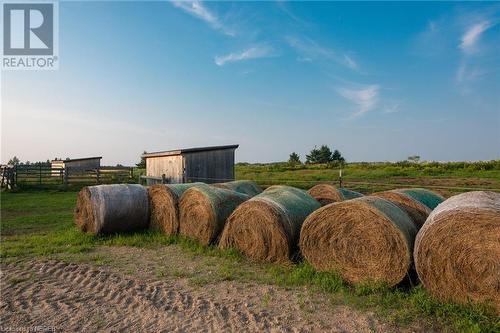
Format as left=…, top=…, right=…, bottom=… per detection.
left=1, top=165, right=134, bottom=188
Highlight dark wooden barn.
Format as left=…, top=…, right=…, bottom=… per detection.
left=142, top=145, right=238, bottom=184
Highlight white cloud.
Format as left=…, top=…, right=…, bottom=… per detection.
left=286, top=36, right=360, bottom=71
left=343, top=54, right=358, bottom=70
left=171, top=1, right=234, bottom=36
left=459, top=20, right=494, bottom=53
left=214, top=46, right=274, bottom=66
left=336, top=85, right=379, bottom=117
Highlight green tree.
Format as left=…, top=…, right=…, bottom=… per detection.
left=332, top=149, right=345, bottom=163
left=408, top=155, right=420, bottom=163
left=288, top=152, right=301, bottom=165
left=307, top=145, right=334, bottom=164
left=8, top=156, right=20, bottom=166
left=136, top=151, right=147, bottom=168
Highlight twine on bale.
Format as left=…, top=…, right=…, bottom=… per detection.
left=179, top=184, right=250, bottom=245
left=74, top=184, right=149, bottom=235
left=307, top=184, right=363, bottom=206
left=414, top=191, right=500, bottom=313
left=212, top=180, right=263, bottom=197
left=148, top=183, right=203, bottom=235
left=372, top=190, right=431, bottom=229
left=219, top=185, right=321, bottom=263
left=300, top=196, right=418, bottom=286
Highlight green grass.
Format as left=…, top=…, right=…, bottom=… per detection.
left=1, top=189, right=499, bottom=332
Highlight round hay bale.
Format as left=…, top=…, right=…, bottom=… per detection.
left=219, top=185, right=321, bottom=263
left=372, top=190, right=431, bottom=229
left=179, top=184, right=250, bottom=245
left=212, top=180, right=262, bottom=197
left=307, top=184, right=363, bottom=206
left=74, top=184, right=149, bottom=235
left=396, top=188, right=444, bottom=210
left=414, top=191, right=500, bottom=312
left=148, top=183, right=203, bottom=235
left=300, top=196, right=418, bottom=286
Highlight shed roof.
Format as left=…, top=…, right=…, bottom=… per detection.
left=142, top=145, right=239, bottom=158
left=51, top=157, right=102, bottom=163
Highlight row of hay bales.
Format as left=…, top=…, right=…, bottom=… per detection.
left=74, top=181, right=499, bottom=313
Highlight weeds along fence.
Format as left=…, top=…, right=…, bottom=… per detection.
left=1, top=165, right=135, bottom=189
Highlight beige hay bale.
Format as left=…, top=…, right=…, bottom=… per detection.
left=179, top=184, right=250, bottom=245
left=307, top=184, right=363, bottom=206
left=212, top=180, right=262, bottom=197
left=372, top=190, right=431, bottom=229
left=148, top=183, right=203, bottom=235
left=74, top=184, right=149, bottom=235
left=414, top=191, right=500, bottom=312
left=300, top=196, right=417, bottom=286
left=219, top=185, right=321, bottom=263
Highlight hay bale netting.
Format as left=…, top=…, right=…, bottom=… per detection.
left=213, top=180, right=262, bottom=197
left=300, top=196, right=418, bottom=286
left=75, top=184, right=149, bottom=235
left=148, top=182, right=204, bottom=235
left=414, top=191, right=500, bottom=312
left=372, top=190, right=432, bottom=229
left=219, top=185, right=321, bottom=263
left=179, top=184, right=250, bottom=245
left=396, top=188, right=445, bottom=210
left=307, top=184, right=363, bottom=206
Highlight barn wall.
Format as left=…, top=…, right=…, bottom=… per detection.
left=184, top=149, right=235, bottom=183
left=64, top=158, right=101, bottom=170
left=146, top=155, right=184, bottom=183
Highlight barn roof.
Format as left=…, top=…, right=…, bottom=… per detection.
left=142, top=145, right=239, bottom=158
left=51, top=157, right=102, bottom=163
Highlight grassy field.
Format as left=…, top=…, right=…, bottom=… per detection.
left=1, top=186, right=499, bottom=332
left=236, top=160, right=500, bottom=196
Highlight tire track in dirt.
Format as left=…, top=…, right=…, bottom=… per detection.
left=1, top=260, right=293, bottom=332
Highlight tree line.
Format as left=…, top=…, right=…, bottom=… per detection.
left=288, top=145, right=345, bottom=166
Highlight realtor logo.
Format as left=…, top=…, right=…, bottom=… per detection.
left=1, top=1, right=58, bottom=70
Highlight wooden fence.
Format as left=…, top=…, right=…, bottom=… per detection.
left=1, top=165, right=134, bottom=188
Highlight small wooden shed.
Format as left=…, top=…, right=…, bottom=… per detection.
left=142, top=145, right=238, bottom=184
left=51, top=156, right=102, bottom=172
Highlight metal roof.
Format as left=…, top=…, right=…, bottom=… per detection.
left=142, top=145, right=239, bottom=158
left=51, top=157, right=102, bottom=163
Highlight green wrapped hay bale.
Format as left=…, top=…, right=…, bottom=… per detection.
left=308, top=184, right=363, bottom=206
left=213, top=180, right=262, bottom=197
left=179, top=184, right=250, bottom=245
left=300, top=196, right=418, bottom=286
left=372, top=190, right=431, bottom=229
left=148, top=182, right=204, bottom=235
left=396, top=188, right=444, bottom=210
left=415, top=191, right=500, bottom=313
left=219, top=185, right=321, bottom=263
left=75, top=184, right=149, bottom=235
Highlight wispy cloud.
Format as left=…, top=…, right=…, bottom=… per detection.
left=214, top=45, right=274, bottom=66
left=459, top=20, right=494, bottom=53
left=336, top=84, right=379, bottom=117
left=171, top=1, right=234, bottom=36
left=285, top=36, right=359, bottom=71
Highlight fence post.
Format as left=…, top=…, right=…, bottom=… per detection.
left=39, top=164, right=42, bottom=185
left=162, top=174, right=166, bottom=184
left=60, top=169, right=63, bottom=184
left=64, top=168, right=69, bottom=186
left=339, top=169, right=343, bottom=188
left=96, top=169, right=100, bottom=184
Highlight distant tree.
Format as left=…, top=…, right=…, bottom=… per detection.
left=8, top=156, right=20, bottom=166
left=25, top=161, right=31, bottom=165
left=116, top=163, right=123, bottom=167
left=332, top=149, right=346, bottom=164
left=408, top=155, right=420, bottom=163
left=136, top=151, right=147, bottom=168
left=288, top=152, right=301, bottom=166
left=307, top=145, right=334, bottom=164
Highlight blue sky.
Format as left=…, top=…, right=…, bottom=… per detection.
left=1, top=1, right=499, bottom=165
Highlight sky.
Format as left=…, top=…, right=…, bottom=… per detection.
left=1, top=1, right=499, bottom=165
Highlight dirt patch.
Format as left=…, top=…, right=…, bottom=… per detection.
left=0, top=246, right=424, bottom=332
